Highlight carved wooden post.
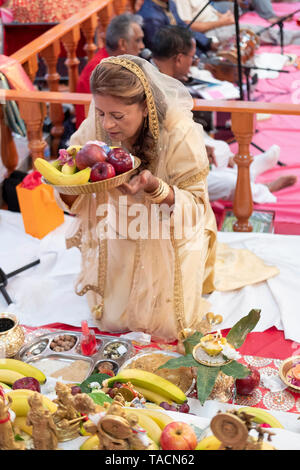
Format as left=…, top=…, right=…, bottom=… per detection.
left=62, top=25, right=80, bottom=93
left=81, top=14, right=98, bottom=62
left=98, top=3, right=114, bottom=47
left=0, top=105, right=19, bottom=176
left=113, top=0, right=127, bottom=15
left=18, top=101, right=47, bottom=163
left=40, top=40, right=65, bottom=157
left=231, top=112, right=255, bottom=232
left=23, top=56, right=39, bottom=83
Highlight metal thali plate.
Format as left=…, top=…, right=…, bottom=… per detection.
left=17, top=330, right=135, bottom=382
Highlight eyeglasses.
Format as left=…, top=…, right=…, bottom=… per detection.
left=183, top=53, right=200, bottom=66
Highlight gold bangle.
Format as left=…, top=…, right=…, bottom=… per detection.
left=146, top=178, right=170, bottom=204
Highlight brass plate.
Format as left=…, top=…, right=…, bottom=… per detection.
left=192, top=343, right=233, bottom=367
left=279, top=355, right=300, bottom=391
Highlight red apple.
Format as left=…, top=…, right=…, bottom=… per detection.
left=235, top=366, right=260, bottom=395
left=12, top=377, right=41, bottom=392
left=90, top=161, right=116, bottom=182
left=106, top=147, right=133, bottom=175
left=160, top=422, right=197, bottom=450
left=75, top=143, right=107, bottom=170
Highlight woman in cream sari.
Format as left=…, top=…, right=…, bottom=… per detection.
left=57, top=55, right=278, bottom=342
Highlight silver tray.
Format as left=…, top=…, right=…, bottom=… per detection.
left=17, top=330, right=135, bottom=382
left=120, top=349, right=196, bottom=396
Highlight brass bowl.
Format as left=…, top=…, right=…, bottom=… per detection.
left=279, top=355, right=300, bottom=391
left=0, top=313, right=25, bottom=357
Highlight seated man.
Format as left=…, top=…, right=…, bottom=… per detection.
left=151, top=25, right=297, bottom=204
left=174, top=0, right=235, bottom=33
left=75, top=12, right=145, bottom=128
left=136, top=0, right=216, bottom=53
left=171, top=0, right=300, bottom=46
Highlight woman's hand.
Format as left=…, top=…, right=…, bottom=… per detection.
left=119, top=170, right=159, bottom=196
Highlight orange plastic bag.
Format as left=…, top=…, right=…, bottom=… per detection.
left=16, top=182, right=64, bottom=239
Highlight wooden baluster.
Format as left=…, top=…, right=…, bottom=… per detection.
left=0, top=105, right=19, bottom=176
left=231, top=112, right=255, bottom=232
left=18, top=101, right=47, bottom=163
left=40, top=40, right=65, bottom=157
left=98, top=3, right=114, bottom=47
left=81, top=13, right=98, bottom=62
left=62, top=25, right=80, bottom=93
left=113, top=0, right=127, bottom=15
left=23, top=56, right=39, bottom=83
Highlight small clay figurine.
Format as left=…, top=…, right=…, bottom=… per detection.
left=0, top=394, right=25, bottom=450
left=210, top=410, right=275, bottom=450
left=26, top=392, right=58, bottom=450
left=84, top=394, right=149, bottom=450
left=53, top=382, right=79, bottom=421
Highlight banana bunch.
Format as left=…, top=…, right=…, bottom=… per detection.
left=80, top=407, right=173, bottom=450
left=105, top=369, right=187, bottom=405
left=237, top=407, right=283, bottom=428
left=5, top=389, right=57, bottom=416
left=0, top=358, right=46, bottom=385
left=34, top=157, right=91, bottom=186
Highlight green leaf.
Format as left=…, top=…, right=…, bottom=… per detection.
left=80, top=373, right=110, bottom=394
left=14, top=434, right=24, bottom=441
left=226, top=309, right=261, bottom=349
left=183, top=332, right=204, bottom=355
left=196, top=365, right=220, bottom=405
left=220, top=360, right=250, bottom=379
left=88, top=391, right=113, bottom=406
left=158, top=354, right=199, bottom=370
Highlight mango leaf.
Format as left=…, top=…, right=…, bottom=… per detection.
left=158, top=354, right=199, bottom=369
left=88, top=391, right=113, bottom=406
left=220, top=360, right=250, bottom=379
left=226, top=309, right=261, bottom=349
left=183, top=332, right=204, bottom=355
left=196, top=365, right=220, bottom=405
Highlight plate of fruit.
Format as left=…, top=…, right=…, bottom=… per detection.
left=34, top=140, right=141, bottom=195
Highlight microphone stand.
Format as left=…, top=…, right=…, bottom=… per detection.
left=257, top=8, right=300, bottom=55
left=233, top=0, right=244, bottom=100
left=187, top=0, right=214, bottom=29
left=0, top=260, right=40, bottom=305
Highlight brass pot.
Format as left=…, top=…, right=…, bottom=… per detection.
left=0, top=312, right=25, bottom=357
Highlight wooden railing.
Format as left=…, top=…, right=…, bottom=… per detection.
left=6, top=0, right=132, bottom=156
left=2, top=88, right=300, bottom=232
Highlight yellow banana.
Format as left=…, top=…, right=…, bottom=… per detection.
left=13, top=416, right=33, bottom=436
left=7, top=390, right=57, bottom=416
left=0, top=381, right=11, bottom=390
left=238, top=407, right=283, bottom=428
left=134, top=385, right=173, bottom=406
left=80, top=434, right=99, bottom=450
left=0, top=358, right=46, bottom=384
left=67, top=145, right=82, bottom=156
left=195, top=435, right=221, bottom=450
left=0, top=369, right=25, bottom=385
left=133, top=408, right=174, bottom=430
left=106, top=369, right=187, bottom=404
left=125, top=409, right=162, bottom=446
left=34, top=158, right=91, bottom=186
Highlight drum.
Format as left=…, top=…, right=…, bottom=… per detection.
left=216, top=29, right=260, bottom=64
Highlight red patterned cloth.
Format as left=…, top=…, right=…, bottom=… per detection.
left=11, top=0, right=94, bottom=23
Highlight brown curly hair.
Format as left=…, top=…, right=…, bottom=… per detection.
left=90, top=61, right=167, bottom=172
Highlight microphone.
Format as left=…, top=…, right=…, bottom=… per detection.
left=139, top=48, right=152, bottom=61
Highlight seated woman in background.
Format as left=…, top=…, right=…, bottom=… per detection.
left=55, top=55, right=279, bottom=342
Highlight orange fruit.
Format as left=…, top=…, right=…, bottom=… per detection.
left=292, top=364, right=300, bottom=380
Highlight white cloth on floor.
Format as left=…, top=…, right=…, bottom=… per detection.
left=1, top=210, right=300, bottom=343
